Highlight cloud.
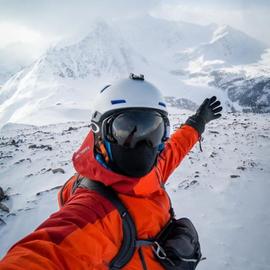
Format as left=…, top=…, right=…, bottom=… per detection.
left=1, top=0, right=269, bottom=44
left=152, top=1, right=270, bottom=45
left=0, top=0, right=160, bottom=37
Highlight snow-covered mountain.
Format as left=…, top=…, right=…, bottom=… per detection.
left=0, top=16, right=269, bottom=128
left=42, top=21, right=149, bottom=80
left=184, top=49, right=270, bottom=113
left=176, top=25, right=267, bottom=67
left=116, top=15, right=216, bottom=69
left=0, top=21, right=151, bottom=127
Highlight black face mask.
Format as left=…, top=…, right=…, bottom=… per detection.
left=109, top=141, right=159, bottom=178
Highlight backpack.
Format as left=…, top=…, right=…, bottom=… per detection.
left=59, top=175, right=202, bottom=270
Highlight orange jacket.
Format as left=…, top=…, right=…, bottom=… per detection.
left=0, top=125, right=199, bottom=269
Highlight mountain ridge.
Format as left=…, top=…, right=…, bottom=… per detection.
left=0, top=16, right=269, bottom=128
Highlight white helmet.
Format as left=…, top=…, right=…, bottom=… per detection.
left=91, top=73, right=168, bottom=124
left=90, top=74, right=170, bottom=177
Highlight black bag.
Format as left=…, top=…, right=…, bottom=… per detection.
left=152, top=218, right=202, bottom=270
left=72, top=177, right=203, bottom=269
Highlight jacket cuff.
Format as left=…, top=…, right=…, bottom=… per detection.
left=185, top=115, right=205, bottom=136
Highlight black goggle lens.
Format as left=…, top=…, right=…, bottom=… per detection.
left=105, top=110, right=167, bottom=148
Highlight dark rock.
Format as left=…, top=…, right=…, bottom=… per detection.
left=209, top=130, right=220, bottom=134
left=210, top=152, right=218, bottom=158
left=29, top=144, right=52, bottom=151
left=0, top=218, right=6, bottom=225
left=0, top=187, right=5, bottom=201
left=237, top=166, right=246, bottom=171
left=0, top=155, right=13, bottom=160
left=67, top=127, right=78, bottom=131
left=28, top=144, right=37, bottom=149
left=0, top=187, right=8, bottom=201
left=10, top=139, right=20, bottom=147
left=0, top=202, right=10, bottom=213
left=14, top=158, right=31, bottom=165
left=230, top=175, right=240, bottom=178
left=190, top=180, right=198, bottom=185
left=52, top=168, right=65, bottom=174
left=36, top=185, right=62, bottom=196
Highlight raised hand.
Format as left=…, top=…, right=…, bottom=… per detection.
left=196, top=96, right=222, bottom=124
left=185, top=96, right=223, bottom=135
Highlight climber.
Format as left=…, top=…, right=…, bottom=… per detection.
left=0, top=73, right=222, bottom=269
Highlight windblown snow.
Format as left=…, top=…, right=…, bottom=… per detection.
left=0, top=110, right=269, bottom=270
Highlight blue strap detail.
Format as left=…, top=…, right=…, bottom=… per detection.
left=95, top=153, right=110, bottom=169
left=104, top=140, right=113, bottom=161
left=158, top=143, right=165, bottom=153
left=111, top=99, right=126, bottom=105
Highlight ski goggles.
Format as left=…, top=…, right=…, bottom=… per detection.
left=102, top=110, right=170, bottom=148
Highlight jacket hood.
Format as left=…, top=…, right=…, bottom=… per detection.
left=72, top=130, right=163, bottom=196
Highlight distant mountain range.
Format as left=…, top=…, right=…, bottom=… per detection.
left=0, top=15, right=269, bottom=127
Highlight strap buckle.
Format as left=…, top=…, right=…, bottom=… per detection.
left=152, top=241, right=167, bottom=260
left=152, top=241, right=175, bottom=266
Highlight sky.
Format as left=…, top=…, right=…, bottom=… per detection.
left=0, top=0, right=269, bottom=63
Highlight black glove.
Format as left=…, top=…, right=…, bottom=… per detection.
left=185, top=96, right=222, bottom=135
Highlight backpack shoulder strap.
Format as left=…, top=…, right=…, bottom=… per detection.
left=75, top=177, right=137, bottom=270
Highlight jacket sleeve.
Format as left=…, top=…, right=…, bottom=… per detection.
left=0, top=189, right=122, bottom=270
left=157, top=124, right=199, bottom=183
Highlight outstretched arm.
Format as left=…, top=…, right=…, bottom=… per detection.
left=157, top=96, right=222, bottom=183
left=157, top=124, right=199, bottom=183
left=0, top=189, right=121, bottom=270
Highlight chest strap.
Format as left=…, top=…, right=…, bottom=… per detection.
left=74, top=177, right=137, bottom=270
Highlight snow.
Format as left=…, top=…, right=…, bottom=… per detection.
left=0, top=111, right=270, bottom=270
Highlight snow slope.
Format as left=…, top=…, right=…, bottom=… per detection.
left=0, top=110, right=269, bottom=270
